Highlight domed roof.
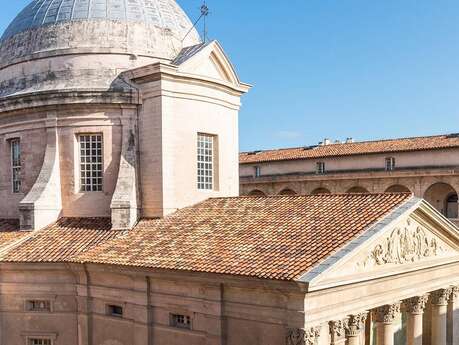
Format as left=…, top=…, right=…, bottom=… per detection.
left=1, top=0, right=196, bottom=41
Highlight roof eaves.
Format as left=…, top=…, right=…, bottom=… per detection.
left=296, top=195, right=421, bottom=285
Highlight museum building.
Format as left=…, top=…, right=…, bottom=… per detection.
left=0, top=1, right=458, bottom=345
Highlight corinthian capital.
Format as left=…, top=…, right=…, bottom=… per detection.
left=286, top=326, right=321, bottom=345
left=345, top=313, right=367, bottom=337
left=405, top=295, right=429, bottom=315
left=374, top=303, right=401, bottom=324
left=329, top=319, right=347, bottom=344
left=431, top=288, right=453, bottom=306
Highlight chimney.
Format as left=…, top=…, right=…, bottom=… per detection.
left=346, top=137, right=354, bottom=144
left=323, top=138, right=331, bottom=145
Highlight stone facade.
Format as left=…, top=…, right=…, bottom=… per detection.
left=240, top=147, right=459, bottom=226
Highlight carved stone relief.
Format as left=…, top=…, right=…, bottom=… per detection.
left=359, top=219, right=447, bottom=268
left=286, top=327, right=321, bottom=345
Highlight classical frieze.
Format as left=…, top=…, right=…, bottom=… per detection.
left=360, top=219, right=446, bottom=268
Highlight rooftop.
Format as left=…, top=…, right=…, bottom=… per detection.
left=240, top=133, right=459, bottom=164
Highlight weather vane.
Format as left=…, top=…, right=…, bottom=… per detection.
left=182, top=1, right=210, bottom=43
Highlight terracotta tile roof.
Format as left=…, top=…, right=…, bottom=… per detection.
left=0, top=218, right=124, bottom=263
left=0, top=219, right=27, bottom=247
left=240, top=133, right=459, bottom=164
left=79, top=193, right=412, bottom=281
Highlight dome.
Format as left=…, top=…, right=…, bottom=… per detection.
left=1, top=0, right=197, bottom=42
left=0, top=0, right=201, bottom=98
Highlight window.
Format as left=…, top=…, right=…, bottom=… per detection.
left=197, top=134, right=214, bottom=190
left=28, top=339, right=52, bottom=345
left=385, top=157, right=395, bottom=171
left=107, top=304, right=123, bottom=317
left=170, top=314, right=191, bottom=330
left=25, top=300, right=51, bottom=312
left=316, top=162, right=326, bottom=174
left=10, top=139, right=21, bottom=193
left=78, top=134, right=103, bottom=192
left=254, top=166, right=261, bottom=177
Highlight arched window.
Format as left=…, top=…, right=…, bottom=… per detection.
left=385, top=185, right=411, bottom=193
left=279, top=189, right=297, bottom=196
left=247, top=190, right=266, bottom=197
left=311, top=188, right=331, bottom=195
left=424, top=183, right=458, bottom=218
left=347, top=186, right=369, bottom=194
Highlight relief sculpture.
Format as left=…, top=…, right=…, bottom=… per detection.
left=360, top=219, right=446, bottom=268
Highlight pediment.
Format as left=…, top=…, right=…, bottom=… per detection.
left=176, top=41, right=242, bottom=86
left=303, top=200, right=459, bottom=290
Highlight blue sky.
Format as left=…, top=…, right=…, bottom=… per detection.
left=2, top=1, right=459, bottom=151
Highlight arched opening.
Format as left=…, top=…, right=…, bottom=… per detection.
left=279, top=189, right=297, bottom=196
left=424, top=183, right=458, bottom=219
left=385, top=185, right=411, bottom=193
left=311, top=188, right=331, bottom=195
left=247, top=190, right=266, bottom=197
left=347, top=186, right=369, bottom=194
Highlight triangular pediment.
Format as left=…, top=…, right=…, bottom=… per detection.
left=302, top=199, right=459, bottom=290
left=176, top=41, right=243, bottom=86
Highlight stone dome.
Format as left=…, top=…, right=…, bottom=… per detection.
left=0, top=0, right=201, bottom=99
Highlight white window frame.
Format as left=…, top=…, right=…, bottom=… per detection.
left=385, top=157, right=396, bottom=171
left=197, top=134, right=215, bottom=191
left=316, top=162, right=326, bottom=174
left=10, top=138, right=21, bottom=194
left=78, top=134, right=104, bottom=192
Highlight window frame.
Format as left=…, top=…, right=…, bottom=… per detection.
left=254, top=166, right=261, bottom=178
left=316, top=162, right=326, bottom=175
left=197, top=133, right=217, bottom=191
left=385, top=157, right=396, bottom=171
left=170, top=313, right=192, bottom=330
left=25, top=299, right=52, bottom=313
left=77, top=133, right=104, bottom=192
left=10, top=138, right=21, bottom=194
left=27, top=338, right=53, bottom=345
left=106, top=304, right=124, bottom=318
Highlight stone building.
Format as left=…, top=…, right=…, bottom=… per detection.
left=240, top=134, right=459, bottom=226
left=0, top=1, right=459, bottom=345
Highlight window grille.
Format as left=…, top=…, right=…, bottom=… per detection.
left=26, top=300, right=51, bottom=312
left=28, top=339, right=51, bottom=345
left=197, top=134, right=214, bottom=190
left=78, top=134, right=103, bottom=192
left=170, top=314, right=191, bottom=330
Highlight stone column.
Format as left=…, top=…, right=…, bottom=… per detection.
left=374, top=303, right=401, bottom=345
left=286, top=326, right=321, bottom=345
left=406, top=295, right=429, bottom=345
left=329, top=319, right=347, bottom=345
left=431, top=288, right=452, bottom=345
left=447, top=287, right=459, bottom=345
left=345, top=313, right=368, bottom=345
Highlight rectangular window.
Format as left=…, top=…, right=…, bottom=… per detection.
left=316, top=162, right=326, bottom=174
left=78, top=134, right=103, bottom=192
left=25, top=300, right=51, bottom=312
left=11, top=139, right=21, bottom=193
left=385, top=157, right=395, bottom=171
left=170, top=314, right=191, bottom=330
left=28, top=339, right=52, bottom=345
left=197, top=134, right=214, bottom=190
left=107, top=304, right=123, bottom=317
left=254, top=166, right=261, bottom=178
